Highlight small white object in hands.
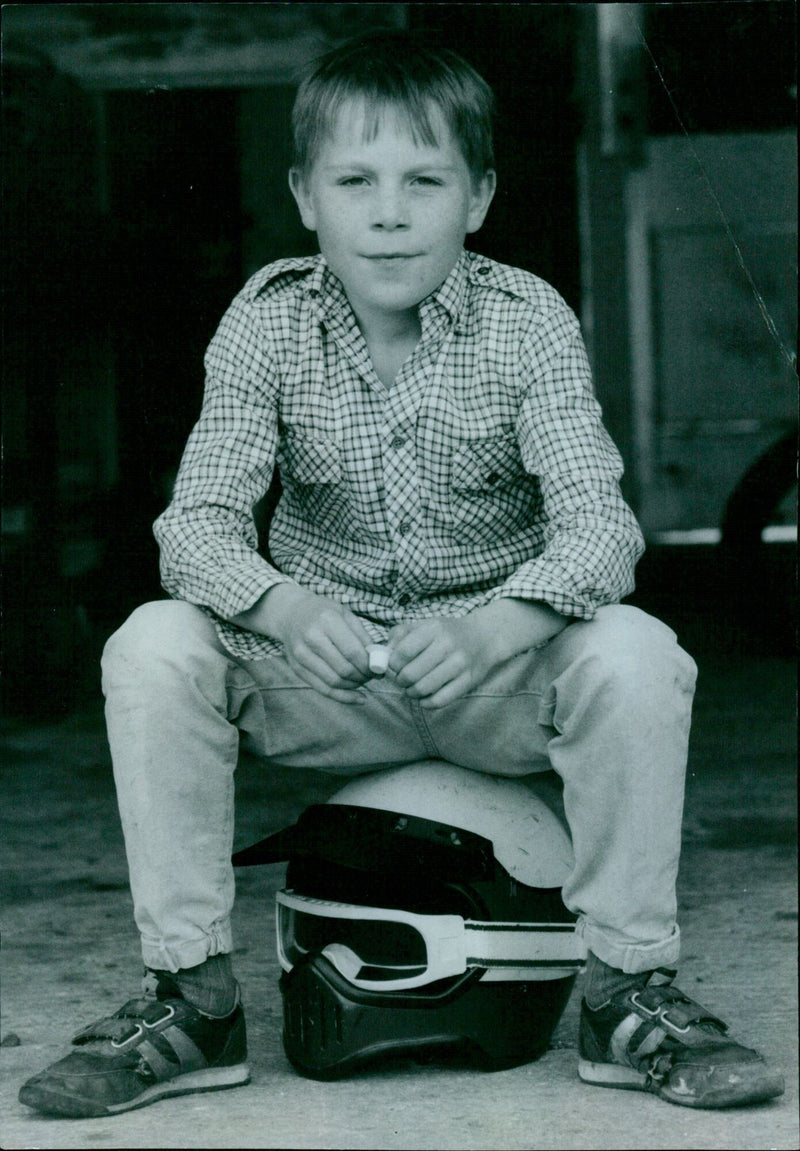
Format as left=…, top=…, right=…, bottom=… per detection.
left=367, top=644, right=390, bottom=676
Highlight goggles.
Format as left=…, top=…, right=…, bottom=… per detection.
left=277, top=889, right=586, bottom=992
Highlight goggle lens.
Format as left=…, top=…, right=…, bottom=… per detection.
left=279, top=899, right=432, bottom=984
left=290, top=907, right=428, bottom=967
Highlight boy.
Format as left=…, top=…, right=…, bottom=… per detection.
left=20, top=30, right=783, bottom=1117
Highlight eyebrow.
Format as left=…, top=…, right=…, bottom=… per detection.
left=323, top=163, right=461, bottom=175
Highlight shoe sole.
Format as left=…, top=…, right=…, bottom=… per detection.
left=578, top=1058, right=785, bottom=1109
left=19, top=1063, right=251, bottom=1118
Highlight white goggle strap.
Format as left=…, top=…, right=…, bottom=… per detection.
left=464, top=921, right=586, bottom=982
left=276, top=891, right=585, bottom=992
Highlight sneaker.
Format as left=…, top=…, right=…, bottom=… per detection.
left=579, top=969, right=784, bottom=1109
left=18, top=972, right=250, bottom=1118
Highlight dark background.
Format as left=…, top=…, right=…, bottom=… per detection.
left=2, top=2, right=796, bottom=717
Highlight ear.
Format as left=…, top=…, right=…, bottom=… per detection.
left=289, top=168, right=316, bottom=232
left=466, top=169, right=497, bottom=235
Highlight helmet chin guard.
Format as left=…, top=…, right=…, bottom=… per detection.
left=233, top=760, right=584, bottom=1079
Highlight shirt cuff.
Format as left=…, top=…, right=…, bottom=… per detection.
left=489, top=556, right=636, bottom=620
left=209, top=556, right=297, bottom=620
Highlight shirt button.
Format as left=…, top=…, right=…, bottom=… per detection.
left=397, top=593, right=413, bottom=607
left=398, top=519, right=412, bottom=535
left=390, top=435, right=407, bottom=450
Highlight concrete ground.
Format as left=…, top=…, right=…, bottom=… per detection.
left=1, top=546, right=797, bottom=1149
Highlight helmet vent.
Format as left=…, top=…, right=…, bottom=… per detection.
left=285, top=983, right=345, bottom=1054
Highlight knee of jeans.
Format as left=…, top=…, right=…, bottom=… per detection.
left=577, top=605, right=697, bottom=694
left=102, top=600, right=215, bottom=680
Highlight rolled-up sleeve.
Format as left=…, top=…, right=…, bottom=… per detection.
left=153, top=295, right=294, bottom=619
left=491, top=308, right=644, bottom=618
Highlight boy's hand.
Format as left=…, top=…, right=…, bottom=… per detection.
left=388, top=600, right=568, bottom=709
left=230, top=584, right=373, bottom=703
left=280, top=593, right=374, bottom=702
left=387, top=616, right=492, bottom=709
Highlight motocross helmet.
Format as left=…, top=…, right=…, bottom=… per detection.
left=233, top=760, right=584, bottom=1079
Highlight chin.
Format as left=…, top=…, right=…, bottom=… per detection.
left=363, top=290, right=427, bottom=314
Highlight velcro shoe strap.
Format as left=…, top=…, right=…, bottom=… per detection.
left=74, top=1002, right=181, bottom=1051
left=629, top=990, right=728, bottom=1045
left=73, top=1016, right=144, bottom=1045
left=138, top=1000, right=177, bottom=1027
left=610, top=1014, right=668, bottom=1068
left=136, top=1038, right=179, bottom=1082
left=73, top=1019, right=120, bottom=1044
left=159, top=1025, right=208, bottom=1072
left=73, top=999, right=174, bottom=1045
left=134, top=1026, right=208, bottom=1082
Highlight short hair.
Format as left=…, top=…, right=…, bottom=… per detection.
left=291, top=30, right=495, bottom=181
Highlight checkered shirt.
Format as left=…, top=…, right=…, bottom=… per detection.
left=154, top=250, right=645, bottom=660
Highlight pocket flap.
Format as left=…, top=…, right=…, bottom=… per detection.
left=451, top=435, right=525, bottom=492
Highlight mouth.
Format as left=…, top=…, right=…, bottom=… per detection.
left=363, top=253, right=422, bottom=261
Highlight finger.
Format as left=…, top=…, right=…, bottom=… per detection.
left=301, top=616, right=369, bottom=680
left=342, top=610, right=377, bottom=648
left=402, top=653, right=465, bottom=699
left=388, top=624, right=441, bottom=674
left=393, top=646, right=444, bottom=688
left=387, top=620, right=416, bottom=646
left=288, top=657, right=367, bottom=704
left=319, top=685, right=367, bottom=704
left=419, top=669, right=472, bottom=709
left=299, top=643, right=366, bottom=689
left=324, top=614, right=373, bottom=677
left=321, top=643, right=367, bottom=683
left=311, top=682, right=367, bottom=704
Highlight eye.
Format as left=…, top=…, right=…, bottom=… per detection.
left=338, top=176, right=369, bottom=187
left=411, top=176, right=443, bottom=187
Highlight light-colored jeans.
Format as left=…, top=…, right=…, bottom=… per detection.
left=102, top=600, right=697, bottom=976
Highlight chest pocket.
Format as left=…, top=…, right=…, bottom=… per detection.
left=279, top=433, right=342, bottom=485
left=451, top=434, right=526, bottom=493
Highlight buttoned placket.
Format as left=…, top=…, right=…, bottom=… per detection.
left=382, top=304, right=457, bottom=609
left=315, top=283, right=459, bottom=613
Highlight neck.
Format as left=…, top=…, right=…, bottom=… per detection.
left=357, top=313, right=421, bottom=389
left=352, top=304, right=422, bottom=349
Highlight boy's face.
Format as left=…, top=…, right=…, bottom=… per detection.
left=289, top=100, right=495, bottom=332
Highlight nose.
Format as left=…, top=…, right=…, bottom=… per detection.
left=370, top=186, right=410, bottom=230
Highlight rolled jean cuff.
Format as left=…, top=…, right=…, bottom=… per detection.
left=577, top=920, right=681, bottom=974
left=140, top=919, right=234, bottom=974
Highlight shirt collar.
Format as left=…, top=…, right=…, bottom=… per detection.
left=421, top=249, right=472, bottom=331
left=301, top=250, right=473, bottom=333
left=300, top=256, right=340, bottom=310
